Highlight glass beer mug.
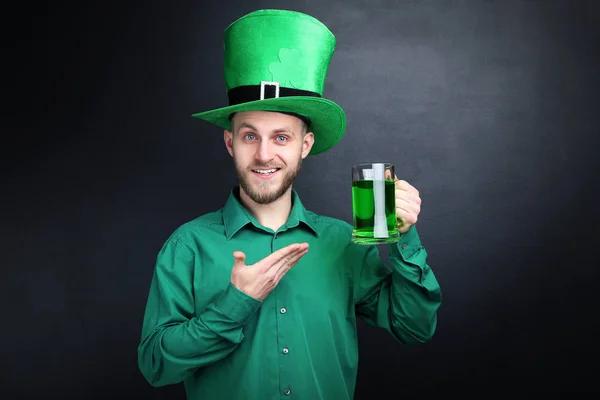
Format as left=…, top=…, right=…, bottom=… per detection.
left=351, top=162, right=399, bottom=244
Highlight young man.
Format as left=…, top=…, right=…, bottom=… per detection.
left=137, top=9, right=442, bottom=400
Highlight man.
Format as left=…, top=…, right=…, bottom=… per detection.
left=137, top=9, right=442, bottom=400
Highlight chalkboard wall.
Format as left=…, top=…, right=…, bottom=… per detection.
left=3, top=0, right=599, bottom=397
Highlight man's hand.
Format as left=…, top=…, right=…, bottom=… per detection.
left=394, top=177, right=422, bottom=234
left=230, top=243, right=309, bottom=301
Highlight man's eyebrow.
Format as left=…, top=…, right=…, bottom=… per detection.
left=237, top=122, right=258, bottom=132
left=273, top=127, right=295, bottom=136
left=237, top=123, right=296, bottom=136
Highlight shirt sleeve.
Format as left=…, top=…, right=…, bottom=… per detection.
left=137, top=235, right=262, bottom=387
left=352, top=225, right=442, bottom=344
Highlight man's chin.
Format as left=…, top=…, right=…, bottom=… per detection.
left=246, top=188, right=286, bottom=205
left=239, top=180, right=289, bottom=204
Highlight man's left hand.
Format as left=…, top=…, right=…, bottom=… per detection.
left=394, top=177, right=421, bottom=234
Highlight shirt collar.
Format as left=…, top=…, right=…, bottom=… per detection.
left=223, top=187, right=319, bottom=240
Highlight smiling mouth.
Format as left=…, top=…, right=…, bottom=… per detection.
left=252, top=168, right=280, bottom=175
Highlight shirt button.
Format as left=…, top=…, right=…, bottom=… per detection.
left=284, top=389, right=291, bottom=395
left=282, top=348, right=289, bottom=354
left=402, top=243, right=407, bottom=249
left=280, top=307, right=287, bottom=314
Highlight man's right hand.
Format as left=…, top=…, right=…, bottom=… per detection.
left=230, top=243, right=309, bottom=301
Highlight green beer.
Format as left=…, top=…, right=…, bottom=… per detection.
left=351, top=179, right=398, bottom=244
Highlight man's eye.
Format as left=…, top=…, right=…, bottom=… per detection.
left=276, top=136, right=287, bottom=142
left=244, top=133, right=256, bottom=140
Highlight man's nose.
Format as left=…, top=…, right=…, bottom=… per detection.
left=255, top=141, right=274, bottom=162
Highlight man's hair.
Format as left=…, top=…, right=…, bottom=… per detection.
left=297, top=117, right=309, bottom=136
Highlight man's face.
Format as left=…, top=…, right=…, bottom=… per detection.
left=224, top=111, right=314, bottom=205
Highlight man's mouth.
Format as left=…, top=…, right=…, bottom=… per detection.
left=251, top=168, right=281, bottom=177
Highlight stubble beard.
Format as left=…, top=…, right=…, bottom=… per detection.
left=235, top=156, right=303, bottom=205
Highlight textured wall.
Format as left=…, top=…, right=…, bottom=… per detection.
left=2, top=0, right=599, bottom=397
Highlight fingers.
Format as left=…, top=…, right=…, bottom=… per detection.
left=396, top=207, right=418, bottom=226
left=396, top=193, right=420, bottom=223
left=261, top=242, right=308, bottom=267
left=271, top=245, right=308, bottom=272
left=396, top=191, right=421, bottom=205
left=273, top=246, right=309, bottom=279
left=395, top=196, right=421, bottom=214
left=396, top=187, right=421, bottom=211
left=394, top=177, right=421, bottom=229
left=395, top=178, right=420, bottom=196
left=395, top=178, right=421, bottom=212
left=233, top=251, right=246, bottom=267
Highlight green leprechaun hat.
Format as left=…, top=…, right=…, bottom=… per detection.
left=191, top=9, right=346, bottom=156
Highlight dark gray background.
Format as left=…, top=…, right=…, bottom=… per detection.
left=3, top=0, right=599, bottom=397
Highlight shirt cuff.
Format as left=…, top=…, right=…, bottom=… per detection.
left=389, top=225, right=423, bottom=261
left=214, top=282, right=263, bottom=325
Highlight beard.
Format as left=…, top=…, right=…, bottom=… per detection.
left=235, top=156, right=303, bottom=205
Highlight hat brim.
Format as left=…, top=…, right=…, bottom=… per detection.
left=191, top=96, right=346, bottom=156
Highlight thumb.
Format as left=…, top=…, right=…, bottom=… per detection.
left=233, top=251, right=246, bottom=267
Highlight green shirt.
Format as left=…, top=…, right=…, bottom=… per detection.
left=137, top=188, right=442, bottom=399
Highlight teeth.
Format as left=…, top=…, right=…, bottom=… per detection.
left=254, top=169, right=277, bottom=174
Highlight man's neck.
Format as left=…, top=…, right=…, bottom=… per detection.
left=239, top=187, right=293, bottom=232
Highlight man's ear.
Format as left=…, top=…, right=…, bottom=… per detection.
left=224, top=130, right=234, bottom=157
left=301, top=132, right=315, bottom=159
